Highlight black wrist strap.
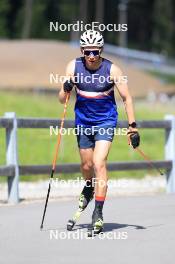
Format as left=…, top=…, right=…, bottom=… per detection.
left=128, top=122, right=137, bottom=128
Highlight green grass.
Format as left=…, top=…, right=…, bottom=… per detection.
left=147, top=70, right=175, bottom=84
left=0, top=91, right=174, bottom=181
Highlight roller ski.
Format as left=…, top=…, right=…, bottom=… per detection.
left=67, top=182, right=94, bottom=231
left=87, top=204, right=104, bottom=237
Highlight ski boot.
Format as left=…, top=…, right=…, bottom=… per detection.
left=67, top=182, right=94, bottom=231
left=87, top=204, right=104, bottom=237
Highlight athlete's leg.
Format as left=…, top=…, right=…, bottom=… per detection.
left=77, top=130, right=95, bottom=209
left=88, top=140, right=112, bottom=235
left=93, top=140, right=111, bottom=197
left=67, top=148, right=94, bottom=231
left=67, top=126, right=96, bottom=231
left=78, top=148, right=95, bottom=209
left=79, top=148, right=94, bottom=181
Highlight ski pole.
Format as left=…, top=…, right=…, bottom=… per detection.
left=134, top=147, right=164, bottom=176
left=118, top=93, right=164, bottom=176
left=40, top=92, right=70, bottom=230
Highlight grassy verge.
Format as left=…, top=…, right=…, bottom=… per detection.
left=147, top=70, right=175, bottom=84
left=0, top=91, right=174, bottom=181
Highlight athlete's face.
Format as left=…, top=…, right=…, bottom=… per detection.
left=82, top=46, right=102, bottom=66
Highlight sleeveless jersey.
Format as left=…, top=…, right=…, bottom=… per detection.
left=74, top=57, right=118, bottom=127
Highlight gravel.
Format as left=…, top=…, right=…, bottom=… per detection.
left=0, top=175, right=166, bottom=203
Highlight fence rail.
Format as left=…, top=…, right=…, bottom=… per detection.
left=0, top=161, right=172, bottom=176
left=0, top=118, right=172, bottom=129
left=0, top=112, right=175, bottom=203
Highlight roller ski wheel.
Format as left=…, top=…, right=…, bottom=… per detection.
left=66, top=208, right=83, bottom=231
left=67, top=219, right=76, bottom=231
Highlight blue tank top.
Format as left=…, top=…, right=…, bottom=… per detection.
left=74, top=57, right=118, bottom=127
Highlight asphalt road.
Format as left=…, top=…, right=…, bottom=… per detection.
left=0, top=194, right=175, bottom=264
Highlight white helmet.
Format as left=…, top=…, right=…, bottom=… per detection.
left=80, top=30, right=104, bottom=47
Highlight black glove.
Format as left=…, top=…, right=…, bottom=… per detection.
left=63, top=79, right=74, bottom=93
left=127, top=131, right=140, bottom=149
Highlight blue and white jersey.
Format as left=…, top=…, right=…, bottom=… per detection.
left=74, top=57, right=118, bottom=127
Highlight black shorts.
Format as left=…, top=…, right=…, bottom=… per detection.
left=76, top=126, right=115, bottom=149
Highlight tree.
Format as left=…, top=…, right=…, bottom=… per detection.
left=21, top=0, right=33, bottom=38
left=0, top=0, right=10, bottom=38
left=152, top=0, right=173, bottom=55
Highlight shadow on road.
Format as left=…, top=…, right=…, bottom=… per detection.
left=41, top=223, right=164, bottom=232
left=74, top=222, right=146, bottom=232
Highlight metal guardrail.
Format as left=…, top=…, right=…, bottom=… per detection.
left=0, top=112, right=175, bottom=203
left=70, top=41, right=175, bottom=75
left=104, top=44, right=166, bottom=64
left=70, top=41, right=166, bottom=64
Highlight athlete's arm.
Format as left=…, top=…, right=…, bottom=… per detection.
left=58, top=60, right=75, bottom=104
left=110, top=64, right=137, bottom=129
left=111, top=64, right=140, bottom=148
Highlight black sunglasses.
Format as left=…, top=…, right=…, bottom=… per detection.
left=84, top=50, right=100, bottom=56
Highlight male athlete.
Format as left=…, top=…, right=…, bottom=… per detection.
left=58, top=30, right=140, bottom=235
